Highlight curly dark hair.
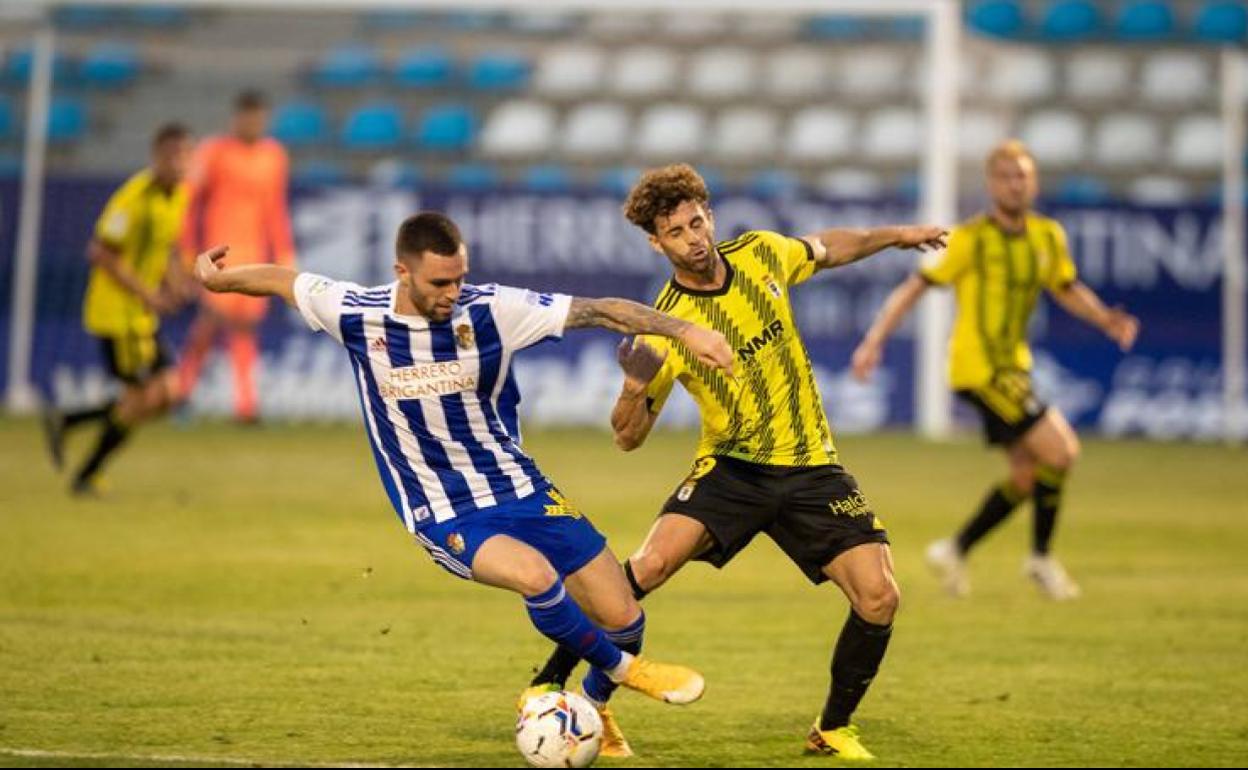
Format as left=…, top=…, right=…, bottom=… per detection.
left=623, top=163, right=710, bottom=234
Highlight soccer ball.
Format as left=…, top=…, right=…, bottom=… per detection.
left=515, top=690, right=603, bottom=768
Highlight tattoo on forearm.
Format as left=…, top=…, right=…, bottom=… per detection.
left=567, top=297, right=688, bottom=338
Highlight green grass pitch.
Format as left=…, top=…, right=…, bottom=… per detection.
left=1, top=418, right=1245, bottom=767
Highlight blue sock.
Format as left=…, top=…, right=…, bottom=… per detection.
left=582, top=612, right=646, bottom=704
left=524, top=581, right=623, bottom=673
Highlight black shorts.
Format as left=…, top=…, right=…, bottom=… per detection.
left=957, top=369, right=1048, bottom=446
left=660, top=456, right=890, bottom=585
left=99, top=333, right=172, bottom=386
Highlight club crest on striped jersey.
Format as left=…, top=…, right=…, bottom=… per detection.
left=455, top=323, right=475, bottom=349
left=446, top=532, right=466, bottom=555
left=763, top=273, right=782, bottom=298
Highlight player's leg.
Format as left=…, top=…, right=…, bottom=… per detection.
left=225, top=295, right=268, bottom=424
left=1017, top=407, right=1082, bottom=599
left=178, top=307, right=221, bottom=400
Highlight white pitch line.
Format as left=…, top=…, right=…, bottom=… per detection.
left=0, top=747, right=436, bottom=768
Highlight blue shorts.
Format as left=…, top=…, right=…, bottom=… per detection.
left=412, top=486, right=608, bottom=581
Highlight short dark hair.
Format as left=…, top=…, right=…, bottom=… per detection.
left=152, top=121, right=190, bottom=148
left=396, top=212, right=463, bottom=259
left=234, top=89, right=268, bottom=112
left=624, top=163, right=710, bottom=235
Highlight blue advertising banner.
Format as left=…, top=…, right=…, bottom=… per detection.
left=0, top=178, right=1240, bottom=440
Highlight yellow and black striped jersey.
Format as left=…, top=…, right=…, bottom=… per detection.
left=919, top=212, right=1077, bottom=390
left=644, top=230, right=838, bottom=467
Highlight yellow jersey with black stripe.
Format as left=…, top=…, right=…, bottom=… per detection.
left=82, top=169, right=190, bottom=337
left=919, top=213, right=1077, bottom=390
left=645, top=230, right=837, bottom=467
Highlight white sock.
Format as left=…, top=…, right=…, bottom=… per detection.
left=607, top=651, right=634, bottom=683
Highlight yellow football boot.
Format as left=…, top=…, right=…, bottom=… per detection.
left=805, top=722, right=876, bottom=760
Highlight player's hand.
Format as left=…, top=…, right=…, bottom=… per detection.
left=193, top=245, right=230, bottom=292
left=678, top=325, right=734, bottom=378
left=1104, top=307, right=1139, bottom=351
left=897, top=226, right=949, bottom=253
left=851, top=340, right=882, bottom=382
left=617, top=337, right=668, bottom=387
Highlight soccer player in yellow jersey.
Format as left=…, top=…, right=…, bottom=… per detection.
left=852, top=140, right=1139, bottom=601
left=42, top=123, right=195, bottom=495
left=523, top=163, right=947, bottom=760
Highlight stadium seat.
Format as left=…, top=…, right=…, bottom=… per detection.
left=733, top=13, right=800, bottom=41
left=1115, top=1, right=1176, bottom=41
left=688, top=47, right=757, bottom=101
left=479, top=100, right=556, bottom=158
left=1019, top=110, right=1087, bottom=165
left=342, top=103, right=404, bottom=151
left=612, top=46, right=678, bottom=97
left=442, top=12, right=499, bottom=31
left=1128, top=175, right=1190, bottom=204
left=805, top=15, right=870, bottom=40
left=47, top=96, right=87, bottom=144
left=533, top=45, right=606, bottom=97
left=506, top=11, right=579, bottom=36
left=815, top=168, right=886, bottom=199
left=1040, top=0, right=1103, bottom=41
left=394, top=47, right=455, bottom=89
left=312, top=45, right=383, bottom=88
left=415, top=104, right=476, bottom=152
left=54, top=5, right=116, bottom=28
left=890, top=16, right=927, bottom=40
left=711, top=107, right=779, bottom=162
left=862, top=108, right=920, bottom=162
left=1094, top=112, right=1161, bottom=167
left=5, top=47, right=74, bottom=85
left=1065, top=50, right=1133, bottom=103
left=79, top=43, right=141, bottom=89
left=368, top=159, right=421, bottom=188
left=662, top=13, right=730, bottom=41
left=1055, top=175, right=1113, bottom=204
left=585, top=14, right=651, bottom=40
left=291, top=160, right=346, bottom=187
left=765, top=48, right=829, bottom=101
left=784, top=106, right=854, bottom=162
left=635, top=104, right=706, bottom=160
left=985, top=48, right=1057, bottom=102
left=1170, top=115, right=1222, bottom=171
left=561, top=103, right=630, bottom=159
left=597, top=166, right=641, bottom=196
left=130, top=5, right=190, bottom=28
left=358, top=10, right=425, bottom=30
left=1195, top=1, right=1248, bottom=42
left=1140, top=52, right=1210, bottom=106
left=958, top=110, right=1010, bottom=162
left=446, top=163, right=500, bottom=191
left=467, top=52, right=531, bottom=91
left=966, top=0, right=1026, bottom=39
left=747, top=169, right=801, bottom=199
left=521, top=165, right=572, bottom=193
left=271, top=102, right=329, bottom=148
left=839, top=48, right=910, bottom=98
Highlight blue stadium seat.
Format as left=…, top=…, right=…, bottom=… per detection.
left=394, top=47, right=454, bottom=89
left=5, top=48, right=74, bottom=85
left=889, top=16, right=926, bottom=40
left=271, top=102, right=329, bottom=148
left=895, top=173, right=921, bottom=203
left=0, top=98, right=12, bottom=140
left=1195, top=1, right=1248, bottom=42
left=446, top=163, right=500, bottom=191
left=341, top=103, right=403, bottom=151
left=47, top=96, right=87, bottom=144
left=415, top=105, right=476, bottom=151
left=521, top=165, right=571, bottom=193
left=1056, top=175, right=1113, bottom=204
left=130, top=6, right=190, bottom=28
left=80, top=43, right=141, bottom=89
left=966, top=0, right=1027, bottom=39
left=291, top=160, right=346, bottom=187
left=1041, top=0, right=1103, bottom=40
left=1115, top=0, right=1176, bottom=40
left=466, top=53, right=530, bottom=91
left=54, top=5, right=116, bottom=28
left=748, top=170, right=801, bottom=199
left=368, top=159, right=422, bottom=188
left=805, top=15, right=871, bottom=40
left=597, top=167, right=640, bottom=196
left=312, top=45, right=383, bottom=88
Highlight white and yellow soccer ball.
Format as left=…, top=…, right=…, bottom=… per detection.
left=515, top=690, right=603, bottom=768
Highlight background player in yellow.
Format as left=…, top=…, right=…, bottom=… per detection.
left=42, top=123, right=196, bottom=495
left=852, top=140, right=1139, bottom=600
left=523, top=163, right=947, bottom=760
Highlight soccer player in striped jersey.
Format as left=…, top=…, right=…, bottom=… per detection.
left=525, top=164, right=948, bottom=760
left=852, top=140, right=1138, bottom=600
left=190, top=212, right=734, bottom=720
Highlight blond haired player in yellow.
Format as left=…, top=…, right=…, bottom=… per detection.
left=523, top=163, right=947, bottom=760
left=42, top=123, right=195, bottom=495
left=852, top=140, right=1139, bottom=600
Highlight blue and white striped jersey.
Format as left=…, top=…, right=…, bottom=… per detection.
left=293, top=273, right=572, bottom=531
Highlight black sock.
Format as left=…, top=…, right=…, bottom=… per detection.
left=955, top=481, right=1026, bottom=554
left=530, top=560, right=647, bottom=688
left=820, top=611, right=893, bottom=731
left=1032, top=466, right=1067, bottom=556
left=73, top=415, right=131, bottom=485
left=63, top=401, right=116, bottom=430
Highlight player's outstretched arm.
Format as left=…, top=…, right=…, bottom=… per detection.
left=1050, top=281, right=1140, bottom=351
left=192, top=245, right=299, bottom=307
left=804, top=225, right=949, bottom=270
left=851, top=273, right=930, bottom=382
left=565, top=297, right=734, bottom=376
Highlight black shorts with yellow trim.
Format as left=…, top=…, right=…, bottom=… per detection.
left=659, top=456, right=889, bottom=585
left=956, top=369, right=1049, bottom=446
left=98, top=333, right=173, bottom=386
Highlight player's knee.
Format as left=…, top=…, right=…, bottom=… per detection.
left=629, top=548, right=670, bottom=591
left=855, top=582, right=900, bottom=625
left=516, top=561, right=561, bottom=598
left=1010, top=466, right=1036, bottom=494
left=598, top=598, right=642, bottom=632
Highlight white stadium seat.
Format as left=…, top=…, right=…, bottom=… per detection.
left=1066, top=50, right=1133, bottom=103
left=838, top=47, right=909, bottom=98
left=662, top=13, right=730, bottom=41
left=636, top=103, right=706, bottom=160
left=1128, top=175, right=1191, bottom=205
left=561, top=102, right=631, bottom=159
left=986, top=48, right=1056, bottom=103
left=862, top=107, right=920, bottom=161
left=785, top=106, right=854, bottom=162
left=1094, top=112, right=1161, bottom=168
left=479, top=100, right=557, bottom=158
left=1140, top=51, right=1211, bottom=107
left=687, top=46, right=757, bottom=100
left=1019, top=110, right=1086, bottom=166
left=533, top=45, right=606, bottom=97
left=765, top=48, right=829, bottom=101
left=958, top=109, right=1011, bottom=162
left=816, top=168, right=885, bottom=199
left=711, top=106, right=779, bottom=162
left=1170, top=115, right=1222, bottom=171
left=612, top=46, right=679, bottom=97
